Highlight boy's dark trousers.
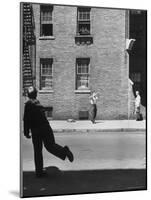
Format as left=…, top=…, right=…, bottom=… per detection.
left=31, top=125, right=67, bottom=174
left=89, top=104, right=97, bottom=123
left=136, top=106, right=143, bottom=121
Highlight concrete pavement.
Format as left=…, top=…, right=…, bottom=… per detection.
left=48, top=120, right=146, bottom=132
left=22, top=131, right=146, bottom=172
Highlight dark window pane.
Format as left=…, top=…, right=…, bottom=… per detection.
left=78, top=23, right=90, bottom=35
left=44, top=107, right=53, bottom=118
left=41, top=24, right=53, bottom=36
left=78, top=8, right=91, bottom=21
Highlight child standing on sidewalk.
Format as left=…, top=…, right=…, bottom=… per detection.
left=89, top=91, right=99, bottom=123
left=135, top=91, right=143, bottom=121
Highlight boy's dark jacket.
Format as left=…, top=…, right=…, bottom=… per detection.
left=23, top=99, right=49, bottom=137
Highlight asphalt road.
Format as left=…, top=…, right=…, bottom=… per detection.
left=21, top=131, right=146, bottom=197
left=22, top=131, right=146, bottom=171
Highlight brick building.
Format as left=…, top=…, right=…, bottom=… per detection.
left=21, top=3, right=147, bottom=120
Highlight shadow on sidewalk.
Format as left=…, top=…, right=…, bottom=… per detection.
left=22, top=167, right=146, bottom=198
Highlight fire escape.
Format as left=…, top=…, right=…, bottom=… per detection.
left=22, top=3, right=35, bottom=95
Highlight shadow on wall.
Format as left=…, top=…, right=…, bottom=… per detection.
left=22, top=166, right=146, bottom=198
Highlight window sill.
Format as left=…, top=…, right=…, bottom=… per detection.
left=39, top=36, right=55, bottom=40
left=39, top=90, right=54, bottom=93
left=75, top=34, right=93, bottom=38
left=75, top=90, right=91, bottom=94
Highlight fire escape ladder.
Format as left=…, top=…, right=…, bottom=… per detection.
left=22, top=3, right=35, bottom=95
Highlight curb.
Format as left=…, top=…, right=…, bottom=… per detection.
left=53, top=128, right=145, bottom=133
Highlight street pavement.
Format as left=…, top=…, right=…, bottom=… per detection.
left=22, top=131, right=146, bottom=171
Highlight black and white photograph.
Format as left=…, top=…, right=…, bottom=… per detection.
left=20, top=2, right=147, bottom=198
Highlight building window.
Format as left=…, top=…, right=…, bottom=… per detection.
left=40, top=58, right=53, bottom=90
left=77, top=7, right=91, bottom=35
left=76, top=58, right=90, bottom=90
left=40, top=5, right=53, bottom=36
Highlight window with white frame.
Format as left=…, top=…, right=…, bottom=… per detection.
left=40, top=5, right=53, bottom=36
left=40, top=58, right=53, bottom=90
left=76, top=58, right=90, bottom=90
left=77, top=7, right=91, bottom=35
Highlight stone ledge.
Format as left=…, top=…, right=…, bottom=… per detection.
left=74, top=90, right=91, bottom=94
left=39, top=36, right=55, bottom=40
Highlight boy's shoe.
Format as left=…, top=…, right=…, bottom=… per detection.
left=65, top=146, right=74, bottom=162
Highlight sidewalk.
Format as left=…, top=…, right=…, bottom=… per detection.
left=49, top=120, right=146, bottom=133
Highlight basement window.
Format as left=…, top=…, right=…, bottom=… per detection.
left=44, top=107, right=53, bottom=118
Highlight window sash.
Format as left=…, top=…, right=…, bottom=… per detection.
left=41, top=24, right=53, bottom=36
left=78, top=23, right=90, bottom=35
left=41, top=11, right=52, bottom=24
left=41, top=64, right=52, bottom=75
left=41, top=76, right=53, bottom=89
left=40, top=59, right=53, bottom=89
left=78, top=10, right=90, bottom=21
left=77, top=64, right=89, bottom=74
left=76, top=58, right=90, bottom=89
left=77, top=75, right=89, bottom=89
left=41, top=5, right=53, bottom=23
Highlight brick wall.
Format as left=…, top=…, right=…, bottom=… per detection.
left=32, top=4, right=129, bottom=120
